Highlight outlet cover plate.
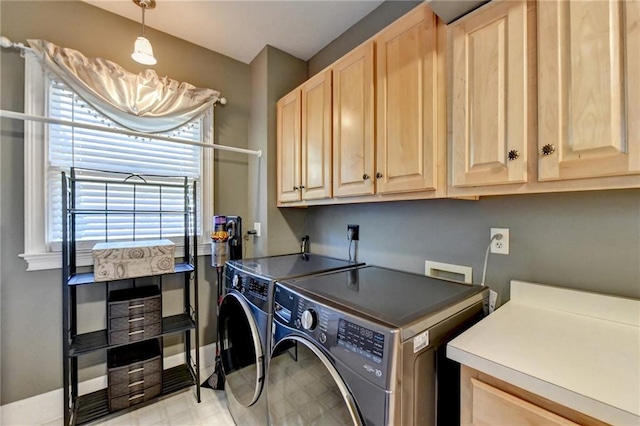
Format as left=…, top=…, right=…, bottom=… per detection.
left=490, top=228, right=509, bottom=255
left=347, top=224, right=359, bottom=241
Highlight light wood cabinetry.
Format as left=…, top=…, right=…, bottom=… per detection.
left=461, top=366, right=609, bottom=426
left=277, top=70, right=333, bottom=204
left=332, top=41, right=375, bottom=198
left=276, top=90, right=301, bottom=203
left=376, top=4, right=444, bottom=195
left=470, top=378, right=578, bottom=426
left=301, top=70, right=333, bottom=200
left=449, top=0, right=639, bottom=197
left=450, top=0, right=532, bottom=188
left=537, top=0, right=640, bottom=181
left=277, top=0, right=640, bottom=206
left=278, top=3, right=446, bottom=206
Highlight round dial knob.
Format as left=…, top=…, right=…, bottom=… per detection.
left=300, top=309, right=318, bottom=331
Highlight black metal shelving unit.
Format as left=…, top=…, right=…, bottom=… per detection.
left=61, top=168, right=201, bottom=426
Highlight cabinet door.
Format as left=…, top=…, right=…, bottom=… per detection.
left=301, top=69, right=332, bottom=200
left=276, top=90, right=301, bottom=203
left=332, top=41, right=375, bottom=197
left=376, top=4, right=439, bottom=194
left=538, top=0, right=640, bottom=181
left=470, top=378, right=579, bottom=426
left=451, top=0, right=530, bottom=187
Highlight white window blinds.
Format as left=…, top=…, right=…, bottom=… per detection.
left=47, top=78, right=203, bottom=245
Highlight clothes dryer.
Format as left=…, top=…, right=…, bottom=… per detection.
left=268, top=266, right=488, bottom=425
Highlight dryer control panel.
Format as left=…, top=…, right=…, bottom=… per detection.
left=273, top=283, right=393, bottom=388
left=224, top=265, right=270, bottom=311
left=337, top=319, right=385, bottom=365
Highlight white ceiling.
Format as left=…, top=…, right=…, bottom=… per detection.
left=84, top=0, right=385, bottom=64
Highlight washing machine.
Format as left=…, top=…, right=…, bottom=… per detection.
left=218, top=253, right=363, bottom=425
left=267, top=266, right=489, bottom=426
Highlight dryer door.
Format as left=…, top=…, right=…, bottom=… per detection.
left=219, top=292, right=264, bottom=406
left=267, top=336, right=363, bottom=425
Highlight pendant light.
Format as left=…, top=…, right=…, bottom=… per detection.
left=131, top=0, right=157, bottom=65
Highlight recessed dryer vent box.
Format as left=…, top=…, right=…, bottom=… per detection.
left=425, top=260, right=472, bottom=283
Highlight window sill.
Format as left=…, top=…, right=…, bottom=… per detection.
left=19, top=243, right=211, bottom=272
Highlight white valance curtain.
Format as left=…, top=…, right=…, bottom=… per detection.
left=27, top=39, right=220, bottom=133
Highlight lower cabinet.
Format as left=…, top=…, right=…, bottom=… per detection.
left=461, top=366, right=608, bottom=426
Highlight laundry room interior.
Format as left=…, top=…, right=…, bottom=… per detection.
left=1, top=0, right=639, bottom=425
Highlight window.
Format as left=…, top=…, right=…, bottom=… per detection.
left=20, top=54, right=213, bottom=271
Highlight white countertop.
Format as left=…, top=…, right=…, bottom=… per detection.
left=447, top=280, right=640, bottom=425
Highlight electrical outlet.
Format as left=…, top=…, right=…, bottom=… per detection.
left=347, top=224, right=359, bottom=241
left=253, top=222, right=261, bottom=237
left=490, top=228, right=509, bottom=255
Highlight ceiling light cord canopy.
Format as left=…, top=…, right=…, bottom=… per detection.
left=131, top=0, right=157, bottom=66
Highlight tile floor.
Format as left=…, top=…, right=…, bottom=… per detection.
left=41, top=387, right=235, bottom=426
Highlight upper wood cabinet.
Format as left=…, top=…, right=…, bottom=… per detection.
left=301, top=70, right=333, bottom=200
left=332, top=41, right=375, bottom=198
left=278, top=0, right=639, bottom=205
left=376, top=4, right=442, bottom=194
left=537, top=0, right=640, bottom=181
left=277, top=70, right=333, bottom=204
left=450, top=0, right=532, bottom=188
left=276, top=90, right=301, bottom=203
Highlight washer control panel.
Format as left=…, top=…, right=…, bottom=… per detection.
left=273, top=283, right=391, bottom=388
left=225, top=266, right=270, bottom=310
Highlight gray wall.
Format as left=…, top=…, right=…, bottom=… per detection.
left=307, top=0, right=421, bottom=77
left=307, top=191, right=640, bottom=303
left=0, top=0, right=250, bottom=404
left=247, top=46, right=307, bottom=258
left=304, top=1, right=640, bottom=302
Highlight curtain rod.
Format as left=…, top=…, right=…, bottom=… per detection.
left=0, top=109, right=262, bottom=158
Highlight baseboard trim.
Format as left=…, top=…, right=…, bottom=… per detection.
left=0, top=343, right=217, bottom=425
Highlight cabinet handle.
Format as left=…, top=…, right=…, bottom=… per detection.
left=128, top=380, right=145, bottom=387
left=541, top=144, right=556, bottom=156
left=128, top=368, right=144, bottom=375
left=129, top=393, right=145, bottom=401
left=128, top=330, right=145, bottom=336
left=375, top=172, right=383, bottom=179
left=508, top=150, right=520, bottom=161
left=128, top=317, right=145, bottom=323
left=128, top=304, right=145, bottom=310
left=299, top=185, right=305, bottom=190
left=293, top=186, right=299, bottom=191
left=362, top=174, right=370, bottom=180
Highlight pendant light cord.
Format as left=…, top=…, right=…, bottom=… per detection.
left=141, top=5, right=146, bottom=36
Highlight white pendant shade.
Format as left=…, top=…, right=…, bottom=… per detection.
left=131, top=36, right=157, bottom=65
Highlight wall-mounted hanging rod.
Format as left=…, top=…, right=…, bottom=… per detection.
left=0, top=109, right=262, bottom=157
